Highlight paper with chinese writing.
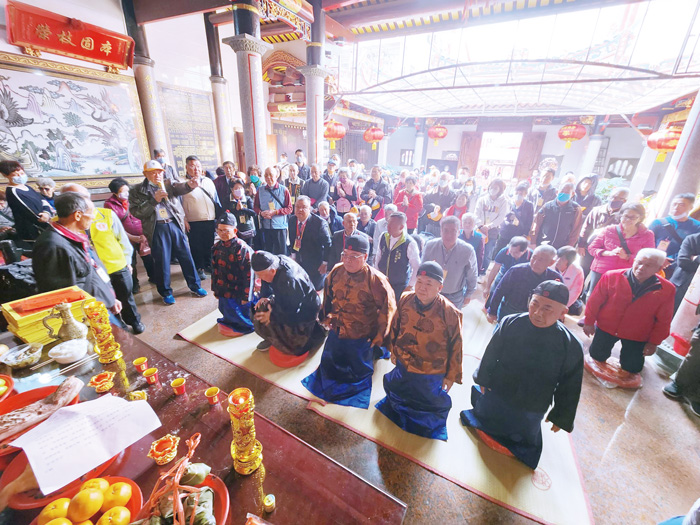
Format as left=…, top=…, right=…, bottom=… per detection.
left=11, top=395, right=161, bottom=494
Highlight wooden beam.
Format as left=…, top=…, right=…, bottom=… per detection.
left=322, top=0, right=366, bottom=10
left=133, top=0, right=226, bottom=24
left=324, top=13, right=355, bottom=41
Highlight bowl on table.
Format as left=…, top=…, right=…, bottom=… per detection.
left=48, top=339, right=90, bottom=364
left=0, top=343, right=43, bottom=369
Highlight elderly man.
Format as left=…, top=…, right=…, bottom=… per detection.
left=532, top=182, right=583, bottom=249
left=357, top=205, right=377, bottom=264
left=302, top=235, right=396, bottom=408
left=420, top=172, right=456, bottom=237
left=650, top=192, right=700, bottom=276
left=323, top=158, right=338, bottom=187
left=361, top=165, right=393, bottom=208
left=301, top=163, right=329, bottom=209
left=214, top=160, right=237, bottom=208
left=422, top=216, right=478, bottom=309
left=484, top=236, right=531, bottom=307
left=376, top=261, right=463, bottom=440
left=318, top=201, right=343, bottom=233
left=284, top=163, right=304, bottom=206
left=251, top=250, right=326, bottom=367
left=459, top=213, right=485, bottom=274
left=182, top=155, right=220, bottom=279
left=130, top=160, right=207, bottom=305
left=373, top=203, right=398, bottom=248
left=583, top=248, right=674, bottom=380
left=487, top=244, right=561, bottom=322
left=287, top=195, right=332, bottom=290
left=36, top=176, right=56, bottom=209
left=327, top=212, right=370, bottom=270
left=375, top=211, right=421, bottom=300
left=552, top=246, right=584, bottom=312
left=461, top=280, right=583, bottom=469
left=254, top=166, right=293, bottom=256
left=33, top=192, right=121, bottom=314
left=61, top=184, right=144, bottom=334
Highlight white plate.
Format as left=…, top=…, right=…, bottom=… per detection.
left=48, top=339, right=90, bottom=364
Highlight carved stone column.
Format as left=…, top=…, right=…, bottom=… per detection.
left=298, top=64, right=328, bottom=165
left=133, top=56, right=168, bottom=155
left=223, top=34, right=272, bottom=169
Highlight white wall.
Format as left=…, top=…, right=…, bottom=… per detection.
left=425, top=124, right=477, bottom=161
left=0, top=0, right=129, bottom=73
left=386, top=126, right=415, bottom=167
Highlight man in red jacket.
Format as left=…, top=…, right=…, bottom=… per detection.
left=583, top=248, right=674, bottom=379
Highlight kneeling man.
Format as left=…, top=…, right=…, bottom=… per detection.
left=302, top=235, right=396, bottom=408
left=376, top=261, right=463, bottom=440
left=460, top=280, right=583, bottom=469
left=251, top=251, right=326, bottom=367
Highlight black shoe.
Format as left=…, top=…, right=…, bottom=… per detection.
left=256, top=340, right=271, bottom=351
left=132, top=284, right=141, bottom=294
left=132, top=322, right=146, bottom=334
left=690, top=401, right=700, bottom=418
left=197, top=269, right=207, bottom=280
left=663, top=381, right=682, bottom=399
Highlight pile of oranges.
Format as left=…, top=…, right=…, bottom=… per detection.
left=37, top=478, right=133, bottom=525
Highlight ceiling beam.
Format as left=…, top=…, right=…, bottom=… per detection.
left=134, top=0, right=314, bottom=25
left=323, top=0, right=366, bottom=10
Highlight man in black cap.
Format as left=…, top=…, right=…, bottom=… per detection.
left=302, top=235, right=396, bottom=408
left=210, top=212, right=255, bottom=337
left=251, top=250, right=326, bottom=367
left=375, top=261, right=463, bottom=440
left=460, top=280, right=583, bottom=469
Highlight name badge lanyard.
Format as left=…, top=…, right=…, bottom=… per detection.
left=294, top=220, right=306, bottom=251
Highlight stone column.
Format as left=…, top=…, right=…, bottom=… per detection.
left=578, top=134, right=604, bottom=176
left=223, top=34, right=271, bottom=169
left=652, top=95, right=700, bottom=219
left=628, top=146, right=659, bottom=201
left=413, top=131, right=425, bottom=168
left=205, top=13, right=235, bottom=164
left=299, top=65, right=328, bottom=165
left=122, top=0, right=168, bottom=156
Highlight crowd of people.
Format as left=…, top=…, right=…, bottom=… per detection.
left=1, top=148, right=699, bottom=470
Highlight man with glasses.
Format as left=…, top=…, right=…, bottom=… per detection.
left=375, top=261, right=463, bottom=440
left=303, top=235, right=396, bottom=408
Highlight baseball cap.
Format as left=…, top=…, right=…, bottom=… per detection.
left=144, top=160, right=165, bottom=172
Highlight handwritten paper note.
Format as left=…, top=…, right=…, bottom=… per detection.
left=12, top=395, right=161, bottom=494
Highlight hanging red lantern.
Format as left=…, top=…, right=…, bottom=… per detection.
left=558, top=124, right=586, bottom=149
left=647, top=128, right=682, bottom=162
left=427, top=124, right=448, bottom=146
left=324, top=119, right=346, bottom=149
left=363, top=126, right=384, bottom=150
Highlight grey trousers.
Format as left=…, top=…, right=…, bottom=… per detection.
left=675, top=325, right=700, bottom=403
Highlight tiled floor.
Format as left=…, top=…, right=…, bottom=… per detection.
left=132, top=265, right=700, bottom=524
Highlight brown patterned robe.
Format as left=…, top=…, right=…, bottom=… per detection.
left=322, top=263, right=396, bottom=347
left=389, top=292, right=463, bottom=384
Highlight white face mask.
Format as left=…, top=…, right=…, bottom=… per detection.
left=233, top=188, right=244, bottom=199
left=672, top=213, right=689, bottom=221
left=118, top=191, right=129, bottom=201
left=11, top=173, right=27, bottom=185
left=489, top=187, right=499, bottom=197
left=439, top=180, right=449, bottom=188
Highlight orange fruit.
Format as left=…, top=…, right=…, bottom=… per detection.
left=75, top=521, right=94, bottom=525
left=67, top=488, right=104, bottom=522
left=80, top=478, right=109, bottom=493
left=96, top=506, right=131, bottom=525
left=37, top=497, right=71, bottom=525
left=44, top=519, right=73, bottom=525
left=100, top=482, right=131, bottom=512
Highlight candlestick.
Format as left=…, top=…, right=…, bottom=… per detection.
left=228, top=387, right=263, bottom=475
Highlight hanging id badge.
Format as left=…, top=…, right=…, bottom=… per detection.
left=293, top=237, right=302, bottom=251
left=240, top=214, right=247, bottom=224
left=96, top=266, right=110, bottom=283
left=443, top=269, right=448, bottom=280
left=268, top=201, right=276, bottom=211
left=158, top=207, right=168, bottom=219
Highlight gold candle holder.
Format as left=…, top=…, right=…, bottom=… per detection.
left=84, top=300, right=122, bottom=363
left=228, top=387, right=263, bottom=475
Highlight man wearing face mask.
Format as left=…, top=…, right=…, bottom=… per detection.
left=494, top=182, right=534, bottom=255
left=294, top=149, right=310, bottom=181
left=153, top=148, right=180, bottom=182
left=577, top=187, right=629, bottom=278
left=0, top=160, right=52, bottom=245
left=301, top=163, right=329, bottom=209
left=420, top=172, right=456, bottom=238
left=527, top=168, right=557, bottom=213
left=474, top=178, right=509, bottom=274
left=226, top=178, right=257, bottom=247
left=531, top=182, right=583, bottom=249
left=650, top=193, right=700, bottom=276
left=451, top=167, right=470, bottom=192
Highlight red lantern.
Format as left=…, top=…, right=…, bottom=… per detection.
left=647, top=128, right=682, bottom=162
left=324, top=119, right=346, bottom=149
left=363, top=126, right=384, bottom=150
left=558, top=124, right=586, bottom=149
left=428, top=124, right=448, bottom=146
